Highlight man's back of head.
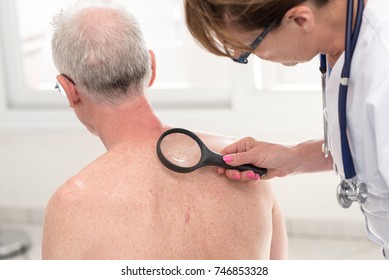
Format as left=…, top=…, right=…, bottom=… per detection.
left=51, top=0, right=151, bottom=104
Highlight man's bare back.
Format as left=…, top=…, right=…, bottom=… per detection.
left=43, top=130, right=287, bottom=259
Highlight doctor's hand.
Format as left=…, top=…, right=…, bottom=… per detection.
left=218, top=137, right=333, bottom=181
left=218, top=137, right=294, bottom=181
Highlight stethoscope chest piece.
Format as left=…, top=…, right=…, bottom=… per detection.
left=337, top=179, right=368, bottom=208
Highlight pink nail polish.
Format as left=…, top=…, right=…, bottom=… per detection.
left=255, top=174, right=260, bottom=180
left=223, top=155, right=233, bottom=163
left=246, top=172, right=255, bottom=179
left=232, top=173, right=240, bottom=180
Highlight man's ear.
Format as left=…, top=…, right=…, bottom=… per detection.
left=282, top=5, right=315, bottom=32
left=148, top=50, right=156, bottom=87
left=56, top=75, right=79, bottom=108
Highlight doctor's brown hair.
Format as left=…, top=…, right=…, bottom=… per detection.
left=184, top=0, right=329, bottom=58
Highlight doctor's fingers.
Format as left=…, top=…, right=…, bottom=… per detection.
left=224, top=169, right=261, bottom=182
left=222, top=136, right=258, bottom=156
left=218, top=163, right=287, bottom=181
left=216, top=167, right=225, bottom=176
left=222, top=150, right=266, bottom=168
left=222, top=138, right=267, bottom=167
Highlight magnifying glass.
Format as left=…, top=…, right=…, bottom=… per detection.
left=156, top=128, right=267, bottom=177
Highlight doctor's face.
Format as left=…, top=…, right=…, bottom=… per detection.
left=229, top=24, right=318, bottom=66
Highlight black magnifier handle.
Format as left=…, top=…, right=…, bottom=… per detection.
left=204, top=149, right=267, bottom=177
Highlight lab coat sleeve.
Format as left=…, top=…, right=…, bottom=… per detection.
left=369, top=77, right=389, bottom=188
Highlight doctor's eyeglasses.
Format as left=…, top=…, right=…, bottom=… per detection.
left=232, top=20, right=277, bottom=64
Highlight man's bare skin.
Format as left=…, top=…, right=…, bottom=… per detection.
left=42, top=97, right=287, bottom=259
left=42, top=3, right=287, bottom=260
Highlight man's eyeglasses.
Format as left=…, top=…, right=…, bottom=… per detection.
left=54, top=82, right=65, bottom=96
left=232, top=20, right=277, bottom=64
left=54, top=74, right=75, bottom=96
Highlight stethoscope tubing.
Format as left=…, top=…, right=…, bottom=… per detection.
left=320, top=0, right=368, bottom=208
left=339, top=0, right=364, bottom=179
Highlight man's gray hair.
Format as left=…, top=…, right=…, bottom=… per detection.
left=52, top=0, right=151, bottom=104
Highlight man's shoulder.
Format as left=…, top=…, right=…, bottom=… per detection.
left=44, top=171, right=109, bottom=233
left=46, top=175, right=91, bottom=219
left=48, top=154, right=114, bottom=205
left=43, top=173, right=105, bottom=259
left=46, top=148, right=143, bottom=215
left=194, top=130, right=236, bottom=153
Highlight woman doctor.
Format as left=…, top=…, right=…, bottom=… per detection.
left=184, top=0, right=389, bottom=258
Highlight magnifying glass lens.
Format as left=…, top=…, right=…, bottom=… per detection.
left=159, top=133, right=202, bottom=168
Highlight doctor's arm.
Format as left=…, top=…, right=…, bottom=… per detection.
left=219, top=138, right=333, bottom=180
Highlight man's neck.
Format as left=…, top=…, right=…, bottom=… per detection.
left=91, top=95, right=165, bottom=151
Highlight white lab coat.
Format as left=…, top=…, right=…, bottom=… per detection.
left=325, top=0, right=389, bottom=258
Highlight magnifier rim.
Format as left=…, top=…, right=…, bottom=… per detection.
left=156, top=128, right=206, bottom=173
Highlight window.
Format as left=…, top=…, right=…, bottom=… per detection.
left=0, top=0, right=321, bottom=111
left=1, top=0, right=232, bottom=109
left=255, top=59, right=320, bottom=93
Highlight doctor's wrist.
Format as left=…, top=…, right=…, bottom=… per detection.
left=290, top=140, right=332, bottom=175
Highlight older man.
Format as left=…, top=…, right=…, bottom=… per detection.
left=42, top=0, right=287, bottom=260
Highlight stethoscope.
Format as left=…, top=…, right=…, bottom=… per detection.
left=321, top=0, right=368, bottom=208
